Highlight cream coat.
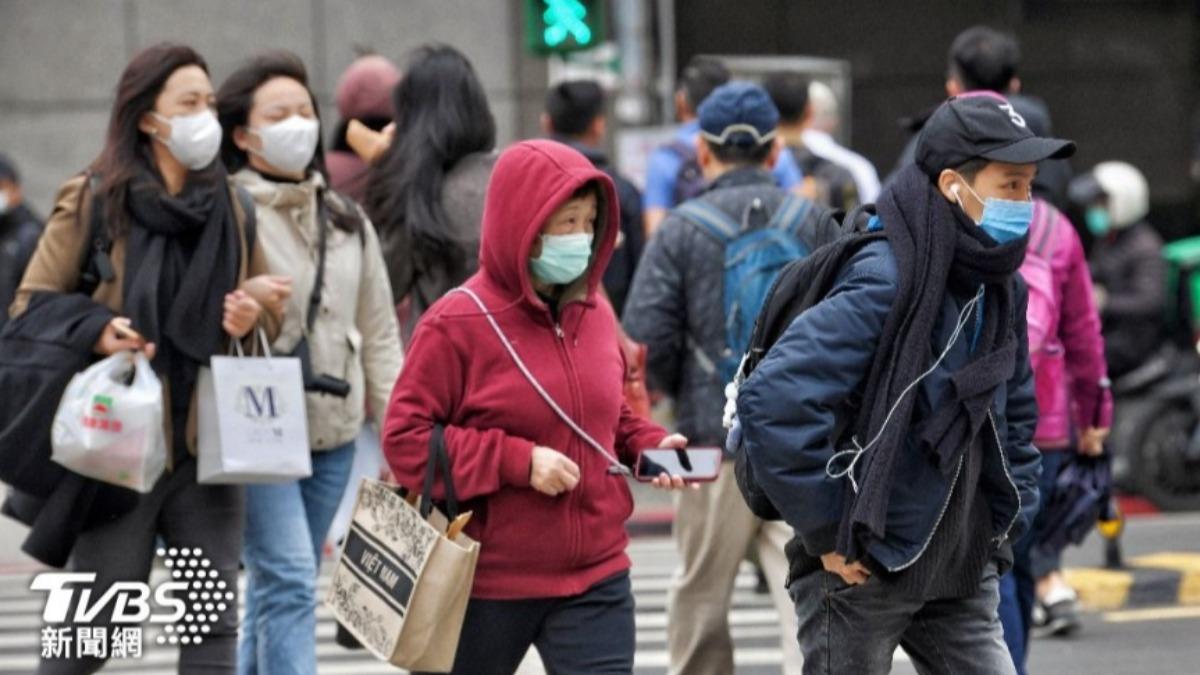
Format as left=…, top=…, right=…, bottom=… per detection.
left=232, top=169, right=402, bottom=450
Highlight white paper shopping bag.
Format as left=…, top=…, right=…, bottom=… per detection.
left=197, top=332, right=311, bottom=483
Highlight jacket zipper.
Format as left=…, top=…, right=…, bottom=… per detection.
left=887, top=455, right=964, bottom=572
left=987, top=410, right=1022, bottom=546
left=550, top=315, right=583, bottom=566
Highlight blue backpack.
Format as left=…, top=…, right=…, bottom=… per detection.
left=675, top=193, right=815, bottom=383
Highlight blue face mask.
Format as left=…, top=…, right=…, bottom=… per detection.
left=530, top=233, right=594, bottom=285
left=1085, top=207, right=1112, bottom=237
left=953, top=178, right=1034, bottom=245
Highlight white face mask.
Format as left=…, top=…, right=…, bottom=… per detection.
left=152, top=110, right=222, bottom=170
left=0, top=190, right=9, bottom=215
left=250, top=115, right=320, bottom=176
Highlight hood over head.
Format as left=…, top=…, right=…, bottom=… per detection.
left=478, top=140, right=618, bottom=310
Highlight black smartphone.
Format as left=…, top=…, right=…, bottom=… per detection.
left=635, top=447, right=723, bottom=483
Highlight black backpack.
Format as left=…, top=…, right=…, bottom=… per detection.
left=729, top=208, right=883, bottom=520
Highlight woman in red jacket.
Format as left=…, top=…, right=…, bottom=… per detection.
left=383, top=140, right=687, bottom=675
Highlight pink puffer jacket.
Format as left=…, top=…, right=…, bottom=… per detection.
left=1020, top=200, right=1114, bottom=450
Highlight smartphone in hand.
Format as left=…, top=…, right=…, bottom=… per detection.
left=634, top=447, right=722, bottom=483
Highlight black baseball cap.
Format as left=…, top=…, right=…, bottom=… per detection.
left=915, top=93, right=1075, bottom=177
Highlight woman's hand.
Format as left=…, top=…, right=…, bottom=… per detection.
left=648, top=433, right=700, bottom=491
left=240, top=274, right=293, bottom=317
left=1078, top=427, right=1110, bottom=456
left=347, top=119, right=395, bottom=165
left=94, top=317, right=156, bottom=359
left=530, top=445, right=581, bottom=497
left=223, top=290, right=263, bottom=339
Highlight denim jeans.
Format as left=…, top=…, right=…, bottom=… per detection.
left=238, top=442, right=356, bottom=675
left=999, top=449, right=1069, bottom=675
left=791, top=561, right=1016, bottom=675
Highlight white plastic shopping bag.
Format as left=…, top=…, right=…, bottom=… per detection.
left=197, top=330, right=311, bottom=483
left=51, top=351, right=167, bottom=493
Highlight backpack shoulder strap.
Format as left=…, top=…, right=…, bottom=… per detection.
left=665, top=139, right=696, bottom=161
left=675, top=199, right=740, bottom=244
left=766, top=193, right=814, bottom=239
left=233, top=184, right=257, bottom=251
left=76, top=173, right=114, bottom=297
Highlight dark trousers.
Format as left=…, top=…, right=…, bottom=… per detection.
left=999, top=449, right=1069, bottom=675
left=792, top=562, right=1015, bottom=675
left=417, top=571, right=636, bottom=675
left=38, top=458, right=244, bottom=675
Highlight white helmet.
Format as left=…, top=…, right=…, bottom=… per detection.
left=1092, top=161, right=1149, bottom=229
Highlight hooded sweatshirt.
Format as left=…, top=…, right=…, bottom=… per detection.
left=382, top=140, right=667, bottom=600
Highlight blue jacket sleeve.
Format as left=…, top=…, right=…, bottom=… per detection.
left=737, top=245, right=897, bottom=556
left=643, top=147, right=682, bottom=210
left=1001, top=281, right=1042, bottom=544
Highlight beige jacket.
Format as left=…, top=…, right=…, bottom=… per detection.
left=232, top=169, right=402, bottom=451
left=11, top=173, right=279, bottom=459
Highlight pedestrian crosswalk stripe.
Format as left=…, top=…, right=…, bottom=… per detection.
left=0, top=537, right=804, bottom=674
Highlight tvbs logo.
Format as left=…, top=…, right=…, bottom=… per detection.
left=33, top=574, right=187, bottom=625
left=31, top=547, right=231, bottom=650
left=235, top=384, right=284, bottom=422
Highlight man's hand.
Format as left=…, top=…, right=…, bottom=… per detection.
left=223, top=290, right=263, bottom=339
left=1078, top=427, right=1110, bottom=456
left=821, top=551, right=871, bottom=586
left=240, top=274, right=293, bottom=317
left=530, top=446, right=580, bottom=497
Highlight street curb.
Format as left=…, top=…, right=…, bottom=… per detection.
left=1067, top=553, right=1200, bottom=610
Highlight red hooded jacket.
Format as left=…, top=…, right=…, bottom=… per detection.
left=382, top=140, right=667, bottom=600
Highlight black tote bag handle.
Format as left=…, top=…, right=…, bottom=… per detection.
left=418, top=424, right=459, bottom=520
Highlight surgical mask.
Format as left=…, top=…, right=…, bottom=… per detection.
left=530, top=233, right=594, bottom=285
left=250, top=115, right=320, bottom=175
left=152, top=110, right=222, bottom=170
left=1085, top=207, right=1112, bottom=237
left=952, top=177, right=1033, bottom=245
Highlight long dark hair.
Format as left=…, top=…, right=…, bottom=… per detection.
left=364, top=44, right=496, bottom=277
left=216, top=50, right=359, bottom=232
left=90, top=43, right=209, bottom=232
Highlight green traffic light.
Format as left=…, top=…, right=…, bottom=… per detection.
left=542, top=0, right=593, bottom=48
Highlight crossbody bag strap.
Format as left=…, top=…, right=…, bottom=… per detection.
left=450, top=287, right=631, bottom=476
left=305, top=191, right=330, bottom=334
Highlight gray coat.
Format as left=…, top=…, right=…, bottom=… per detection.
left=622, top=168, right=841, bottom=449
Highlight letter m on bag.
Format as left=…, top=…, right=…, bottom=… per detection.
left=241, top=386, right=279, bottom=420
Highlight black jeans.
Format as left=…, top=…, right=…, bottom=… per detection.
left=791, top=561, right=1016, bottom=675
left=38, top=458, right=244, bottom=675
left=417, top=571, right=636, bottom=675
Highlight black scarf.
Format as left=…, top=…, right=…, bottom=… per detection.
left=123, top=164, right=239, bottom=449
left=839, top=164, right=1028, bottom=561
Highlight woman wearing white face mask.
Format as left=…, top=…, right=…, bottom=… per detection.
left=12, top=43, right=275, bottom=674
left=216, top=50, right=402, bottom=674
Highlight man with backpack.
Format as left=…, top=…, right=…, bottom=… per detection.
left=642, top=57, right=804, bottom=237
left=763, top=72, right=861, bottom=212
left=624, top=81, right=840, bottom=675
left=733, top=93, right=1065, bottom=674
